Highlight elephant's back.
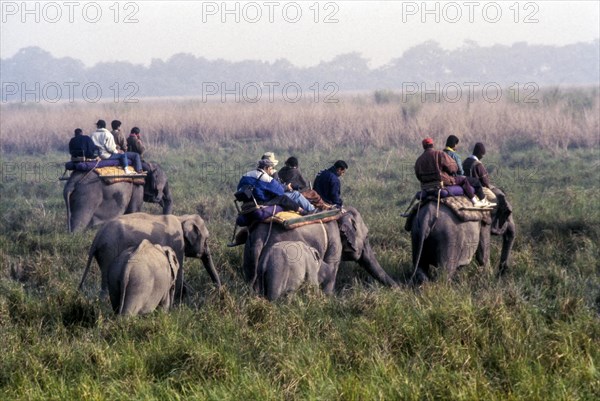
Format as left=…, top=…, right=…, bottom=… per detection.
left=118, top=213, right=180, bottom=230
left=415, top=201, right=464, bottom=225
left=99, top=213, right=183, bottom=253
left=253, top=222, right=328, bottom=244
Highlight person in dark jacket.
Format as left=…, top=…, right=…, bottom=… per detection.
left=277, top=156, right=309, bottom=191
left=463, top=142, right=491, bottom=188
left=415, top=138, right=491, bottom=207
left=68, top=128, right=98, bottom=159
left=127, top=127, right=146, bottom=160
left=463, top=142, right=497, bottom=205
left=313, top=160, right=348, bottom=208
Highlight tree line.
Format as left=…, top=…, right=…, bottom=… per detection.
left=1, top=40, right=598, bottom=101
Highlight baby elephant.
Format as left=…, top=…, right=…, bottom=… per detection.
left=108, top=239, right=179, bottom=315
left=257, top=241, right=321, bottom=301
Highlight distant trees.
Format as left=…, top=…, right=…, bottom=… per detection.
left=1, top=40, right=598, bottom=101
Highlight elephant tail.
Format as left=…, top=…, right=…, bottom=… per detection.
left=64, top=178, right=76, bottom=233
left=78, top=248, right=96, bottom=291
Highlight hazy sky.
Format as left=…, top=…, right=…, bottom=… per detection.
left=1, top=1, right=599, bottom=68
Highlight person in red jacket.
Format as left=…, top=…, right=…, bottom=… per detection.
left=127, top=127, right=146, bottom=160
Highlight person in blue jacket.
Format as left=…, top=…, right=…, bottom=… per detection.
left=313, top=160, right=348, bottom=208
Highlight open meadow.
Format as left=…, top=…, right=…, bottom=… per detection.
left=0, top=89, right=599, bottom=400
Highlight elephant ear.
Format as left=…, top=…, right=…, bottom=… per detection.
left=338, top=209, right=368, bottom=261
left=144, top=163, right=167, bottom=202
left=163, top=247, right=179, bottom=283
left=181, top=216, right=207, bottom=257
left=491, top=188, right=513, bottom=235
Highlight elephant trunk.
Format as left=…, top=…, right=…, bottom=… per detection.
left=200, top=244, right=222, bottom=288
left=498, top=218, right=516, bottom=275
left=160, top=182, right=173, bottom=215
left=357, top=238, right=398, bottom=288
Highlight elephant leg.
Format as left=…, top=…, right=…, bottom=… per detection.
left=158, top=293, right=171, bottom=311
left=412, top=267, right=430, bottom=287
left=476, top=226, right=491, bottom=267
left=126, top=185, right=144, bottom=214
left=243, top=234, right=264, bottom=289
left=318, top=261, right=338, bottom=295
left=264, top=265, right=288, bottom=301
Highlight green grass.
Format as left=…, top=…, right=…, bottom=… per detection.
left=1, top=112, right=599, bottom=399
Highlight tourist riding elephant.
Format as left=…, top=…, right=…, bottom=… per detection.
left=243, top=206, right=398, bottom=294
left=257, top=241, right=321, bottom=301
left=409, top=188, right=516, bottom=284
left=63, top=162, right=172, bottom=232
left=79, top=213, right=221, bottom=299
left=107, top=239, right=179, bottom=315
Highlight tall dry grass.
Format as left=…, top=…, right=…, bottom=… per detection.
left=1, top=87, right=598, bottom=155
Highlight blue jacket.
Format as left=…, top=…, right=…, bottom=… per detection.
left=69, top=135, right=98, bottom=159
left=237, top=174, right=285, bottom=204
left=313, top=167, right=343, bottom=207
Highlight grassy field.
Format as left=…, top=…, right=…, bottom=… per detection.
left=1, top=90, right=599, bottom=400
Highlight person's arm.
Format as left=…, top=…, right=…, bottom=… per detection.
left=85, top=137, right=98, bottom=158
left=453, top=153, right=464, bottom=175
left=119, top=133, right=128, bottom=152
left=104, top=132, right=118, bottom=154
left=329, top=176, right=342, bottom=206
left=136, top=138, right=146, bottom=156
left=68, top=138, right=77, bottom=157
left=296, top=170, right=309, bottom=191
left=259, top=179, right=285, bottom=198
left=441, top=152, right=458, bottom=175
left=477, top=163, right=491, bottom=188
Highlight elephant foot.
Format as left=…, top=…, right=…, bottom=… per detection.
left=497, top=263, right=509, bottom=278
left=410, top=268, right=430, bottom=288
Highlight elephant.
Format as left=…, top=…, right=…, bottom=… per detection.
left=257, top=241, right=321, bottom=301
left=63, top=162, right=172, bottom=232
left=409, top=188, right=516, bottom=284
left=79, top=212, right=221, bottom=299
left=243, top=206, right=398, bottom=294
left=107, top=239, right=179, bottom=315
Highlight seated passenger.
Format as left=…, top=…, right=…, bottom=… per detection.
left=463, top=142, right=492, bottom=189
left=90, top=119, right=143, bottom=175
left=415, top=138, right=492, bottom=207
left=69, top=128, right=98, bottom=160
left=463, top=142, right=496, bottom=204
left=111, top=120, right=127, bottom=152
left=277, top=156, right=309, bottom=191
left=313, top=160, right=348, bottom=208
left=442, top=135, right=464, bottom=176
left=238, top=158, right=315, bottom=214
left=127, top=127, right=146, bottom=160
